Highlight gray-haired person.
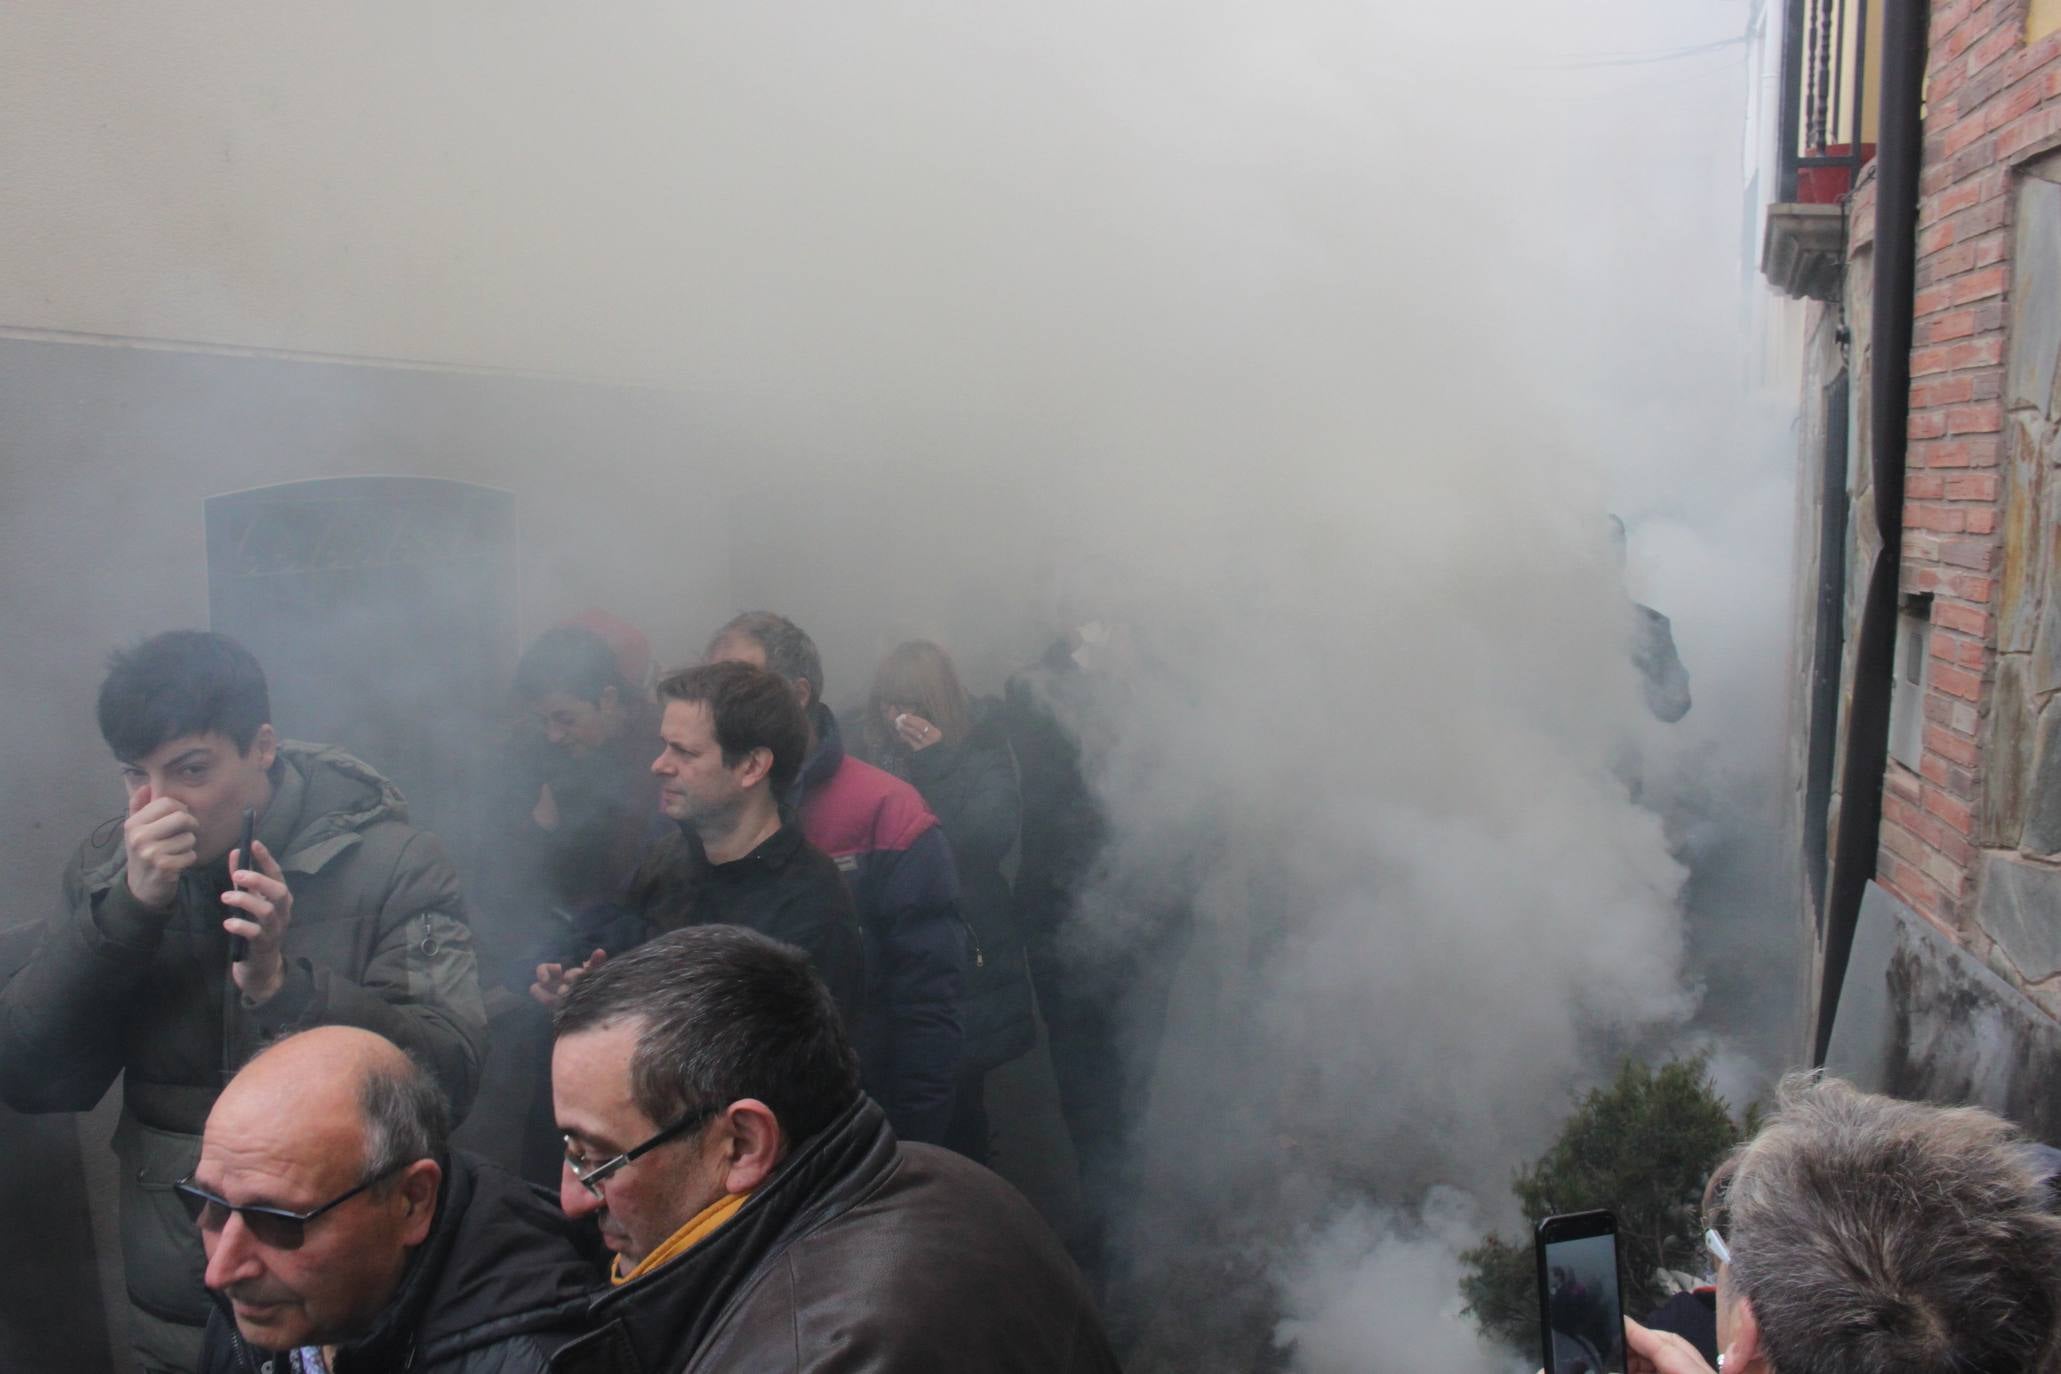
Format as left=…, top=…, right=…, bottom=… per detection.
left=1628, top=1074, right=2061, bottom=1374
left=194, top=1027, right=594, bottom=1374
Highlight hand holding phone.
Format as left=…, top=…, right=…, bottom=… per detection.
left=1537, top=1210, right=1627, bottom=1374
left=228, top=807, right=255, bottom=962
left=1624, top=1318, right=1718, bottom=1374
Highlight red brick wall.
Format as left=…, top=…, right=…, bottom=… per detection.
left=1879, top=2, right=2061, bottom=933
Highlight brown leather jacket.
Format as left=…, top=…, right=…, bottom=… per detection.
left=548, top=1097, right=1119, bottom=1374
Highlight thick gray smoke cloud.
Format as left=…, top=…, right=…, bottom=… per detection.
left=703, top=4, right=1770, bottom=1369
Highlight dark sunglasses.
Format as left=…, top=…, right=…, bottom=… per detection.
left=174, top=1160, right=408, bottom=1251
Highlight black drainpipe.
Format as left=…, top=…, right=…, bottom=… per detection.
left=1813, top=0, right=1928, bottom=1065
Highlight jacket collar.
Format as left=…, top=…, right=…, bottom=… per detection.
left=552, top=1097, right=897, bottom=1374
left=264, top=741, right=408, bottom=876
left=215, top=1153, right=597, bottom=1372
left=672, top=811, right=806, bottom=875
left=792, top=703, right=846, bottom=802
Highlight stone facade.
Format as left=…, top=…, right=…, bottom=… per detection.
left=1786, top=3, right=2061, bottom=1057
left=1877, top=0, right=2061, bottom=1016
left=1967, top=151, right=2061, bottom=1014
left=1826, top=882, right=2061, bottom=1139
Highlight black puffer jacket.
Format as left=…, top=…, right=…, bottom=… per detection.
left=476, top=705, right=661, bottom=990
left=547, top=1097, right=1118, bottom=1374
left=201, top=1151, right=598, bottom=1374
left=1004, top=641, right=1117, bottom=941
left=898, top=701, right=1034, bottom=1073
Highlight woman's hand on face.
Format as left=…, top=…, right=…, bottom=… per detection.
left=893, top=711, right=941, bottom=751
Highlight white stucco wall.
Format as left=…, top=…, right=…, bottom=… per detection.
left=0, top=4, right=694, bottom=376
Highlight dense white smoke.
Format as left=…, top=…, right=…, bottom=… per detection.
left=705, top=6, right=1763, bottom=1369
left=1277, top=1191, right=1525, bottom=1374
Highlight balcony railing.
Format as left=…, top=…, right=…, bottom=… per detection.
left=1778, top=0, right=1876, bottom=204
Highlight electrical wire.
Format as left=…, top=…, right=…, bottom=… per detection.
left=1528, top=35, right=1749, bottom=70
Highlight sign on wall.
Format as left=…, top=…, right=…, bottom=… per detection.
left=205, top=476, right=518, bottom=874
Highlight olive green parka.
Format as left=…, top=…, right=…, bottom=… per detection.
left=0, top=742, right=488, bottom=1344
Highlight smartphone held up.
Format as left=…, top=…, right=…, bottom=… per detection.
left=1536, top=1210, right=1626, bottom=1374
left=229, top=805, right=255, bottom=962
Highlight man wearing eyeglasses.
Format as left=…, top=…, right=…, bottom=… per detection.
left=545, top=925, right=1118, bottom=1373
left=192, top=1026, right=594, bottom=1374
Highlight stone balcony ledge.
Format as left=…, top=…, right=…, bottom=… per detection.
left=1762, top=203, right=1846, bottom=302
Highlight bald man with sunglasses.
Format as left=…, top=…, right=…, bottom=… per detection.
left=192, top=1027, right=596, bottom=1374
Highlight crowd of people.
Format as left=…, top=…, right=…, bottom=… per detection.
left=0, top=616, right=1162, bottom=1372
left=5, top=620, right=2061, bottom=1374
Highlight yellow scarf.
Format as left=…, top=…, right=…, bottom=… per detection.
left=611, top=1192, right=751, bottom=1285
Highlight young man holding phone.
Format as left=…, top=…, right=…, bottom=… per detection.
left=0, top=630, right=488, bottom=1374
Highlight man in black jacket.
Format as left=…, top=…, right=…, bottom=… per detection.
left=545, top=925, right=1117, bottom=1374
left=708, top=612, right=963, bottom=1146
left=531, top=661, right=862, bottom=1022
left=1006, top=626, right=1192, bottom=1291
left=196, top=1026, right=594, bottom=1374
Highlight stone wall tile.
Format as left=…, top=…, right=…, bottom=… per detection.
left=2005, top=177, right=2061, bottom=417
left=2022, top=697, right=2061, bottom=855
left=1976, top=852, right=2061, bottom=981
left=1988, top=655, right=2034, bottom=842
left=1999, top=413, right=2047, bottom=655
left=2035, top=429, right=2061, bottom=697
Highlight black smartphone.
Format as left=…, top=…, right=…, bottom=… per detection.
left=229, top=806, right=255, bottom=962
left=1536, top=1209, right=1626, bottom=1374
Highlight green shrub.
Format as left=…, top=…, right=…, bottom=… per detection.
left=1459, top=1056, right=1750, bottom=1353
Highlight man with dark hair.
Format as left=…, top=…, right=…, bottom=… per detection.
left=531, top=660, right=861, bottom=1021
left=484, top=622, right=660, bottom=987
left=0, top=630, right=489, bottom=1373
left=507, top=624, right=652, bottom=882
left=473, top=621, right=663, bottom=1189
left=707, top=613, right=964, bottom=1146
left=546, top=926, right=1118, bottom=1373
left=195, top=1026, right=594, bottom=1374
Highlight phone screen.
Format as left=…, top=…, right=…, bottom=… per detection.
left=1538, top=1215, right=1625, bottom=1374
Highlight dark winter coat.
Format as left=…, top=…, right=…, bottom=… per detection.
left=201, top=1151, right=598, bottom=1374
left=791, top=706, right=964, bottom=1146
left=1004, top=641, right=1118, bottom=939
left=895, top=700, right=1035, bottom=1073
left=617, top=818, right=864, bottom=1024
left=546, top=1096, right=1119, bottom=1374
left=477, top=708, right=661, bottom=989
left=0, top=742, right=489, bottom=1332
